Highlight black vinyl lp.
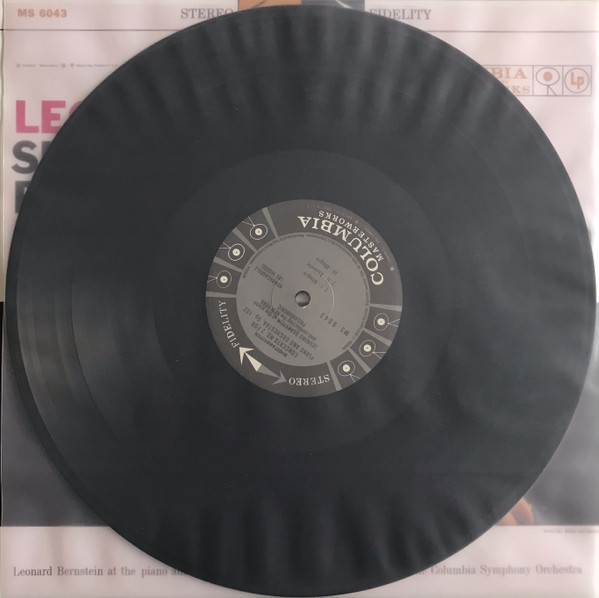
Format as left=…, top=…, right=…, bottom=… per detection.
left=5, top=6, right=596, bottom=596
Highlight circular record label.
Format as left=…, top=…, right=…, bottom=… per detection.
left=206, top=200, right=402, bottom=397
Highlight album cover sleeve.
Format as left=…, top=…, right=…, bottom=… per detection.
left=1, top=0, right=598, bottom=596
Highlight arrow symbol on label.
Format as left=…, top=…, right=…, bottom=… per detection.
left=239, top=347, right=286, bottom=385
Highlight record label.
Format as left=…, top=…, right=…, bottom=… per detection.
left=206, top=199, right=402, bottom=396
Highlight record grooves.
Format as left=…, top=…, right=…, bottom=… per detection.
left=5, top=6, right=595, bottom=596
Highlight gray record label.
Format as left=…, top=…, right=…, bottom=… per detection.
left=206, top=200, right=402, bottom=397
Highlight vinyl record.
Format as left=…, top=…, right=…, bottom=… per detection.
left=5, top=6, right=595, bottom=596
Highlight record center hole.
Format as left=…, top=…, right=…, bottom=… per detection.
left=295, top=290, right=311, bottom=308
